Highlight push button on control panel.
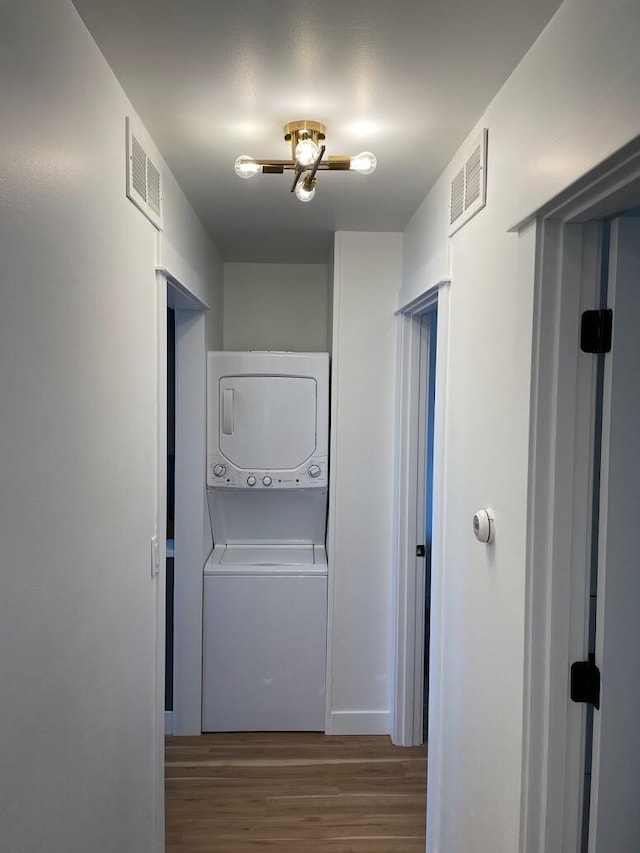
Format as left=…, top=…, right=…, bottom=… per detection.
left=246, top=476, right=256, bottom=486
left=262, top=476, right=272, bottom=486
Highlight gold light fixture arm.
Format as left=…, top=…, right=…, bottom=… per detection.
left=327, top=155, right=351, bottom=170
left=291, top=143, right=326, bottom=195
left=290, top=164, right=304, bottom=193
left=258, top=155, right=351, bottom=174
left=254, top=159, right=294, bottom=166
left=307, top=144, right=326, bottom=183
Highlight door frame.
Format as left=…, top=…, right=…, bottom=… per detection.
left=171, top=300, right=209, bottom=736
left=519, top=138, right=640, bottom=853
left=587, top=216, right=640, bottom=850
left=154, top=239, right=210, bottom=852
left=392, top=280, right=450, bottom=748
left=153, top=270, right=167, bottom=853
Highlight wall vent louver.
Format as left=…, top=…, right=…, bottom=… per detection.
left=449, top=128, right=488, bottom=236
left=146, top=159, right=162, bottom=217
left=450, top=167, right=465, bottom=225
left=126, top=117, right=163, bottom=230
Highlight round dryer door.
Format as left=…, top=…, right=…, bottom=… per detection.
left=218, top=376, right=317, bottom=470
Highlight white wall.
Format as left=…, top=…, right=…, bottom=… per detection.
left=223, top=263, right=330, bottom=352
left=327, top=232, right=402, bottom=735
left=400, top=1, right=640, bottom=851
left=0, top=3, right=222, bottom=851
left=326, top=249, right=335, bottom=354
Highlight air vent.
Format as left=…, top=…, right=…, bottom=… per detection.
left=131, top=135, right=147, bottom=200
left=464, top=145, right=482, bottom=207
left=146, top=159, right=161, bottom=216
left=449, top=128, right=488, bottom=235
left=450, top=167, right=465, bottom=225
left=126, top=117, right=163, bottom=230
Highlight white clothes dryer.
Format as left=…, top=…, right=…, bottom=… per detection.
left=207, top=351, right=329, bottom=490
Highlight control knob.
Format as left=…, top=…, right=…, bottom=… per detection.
left=308, top=464, right=321, bottom=478
left=246, top=476, right=256, bottom=487
left=213, top=464, right=226, bottom=477
left=262, top=475, right=272, bottom=486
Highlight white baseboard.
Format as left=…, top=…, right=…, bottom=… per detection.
left=328, top=711, right=390, bottom=735
left=164, top=711, right=174, bottom=735
left=165, top=708, right=387, bottom=736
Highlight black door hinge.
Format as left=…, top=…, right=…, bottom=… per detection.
left=580, top=309, right=612, bottom=354
left=570, top=655, right=601, bottom=709
left=416, top=545, right=425, bottom=557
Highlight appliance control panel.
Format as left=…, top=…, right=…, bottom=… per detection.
left=207, top=456, right=328, bottom=488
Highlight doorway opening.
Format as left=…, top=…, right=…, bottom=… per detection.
left=165, top=306, right=175, bottom=731
left=521, top=133, right=640, bottom=852
left=424, top=310, right=437, bottom=741
left=578, top=211, right=640, bottom=852
left=166, top=285, right=209, bottom=737
left=154, top=249, right=215, bottom=853
left=416, top=309, right=438, bottom=743
left=393, top=282, right=449, bottom=750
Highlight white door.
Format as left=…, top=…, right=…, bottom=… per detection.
left=588, top=217, right=640, bottom=851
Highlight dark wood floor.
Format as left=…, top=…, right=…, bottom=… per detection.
left=165, top=732, right=427, bottom=852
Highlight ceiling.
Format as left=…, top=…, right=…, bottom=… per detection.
left=73, top=0, right=563, bottom=263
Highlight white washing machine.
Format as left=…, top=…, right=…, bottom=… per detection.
left=203, top=352, right=329, bottom=732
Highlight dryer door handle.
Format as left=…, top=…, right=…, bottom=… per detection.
left=222, top=389, right=234, bottom=435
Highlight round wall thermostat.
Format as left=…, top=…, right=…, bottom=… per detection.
left=473, top=508, right=495, bottom=544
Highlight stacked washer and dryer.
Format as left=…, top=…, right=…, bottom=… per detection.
left=203, top=351, right=329, bottom=731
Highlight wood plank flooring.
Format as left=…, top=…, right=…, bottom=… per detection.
left=165, top=732, right=427, bottom=852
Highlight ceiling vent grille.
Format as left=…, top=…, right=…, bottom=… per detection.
left=449, top=128, right=487, bottom=236
left=126, top=117, right=163, bottom=230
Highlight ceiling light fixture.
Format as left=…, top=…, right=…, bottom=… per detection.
left=234, top=120, right=377, bottom=202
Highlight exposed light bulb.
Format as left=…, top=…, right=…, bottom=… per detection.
left=234, top=155, right=260, bottom=179
left=295, top=138, right=320, bottom=167
left=350, top=151, right=377, bottom=175
left=295, top=180, right=316, bottom=203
